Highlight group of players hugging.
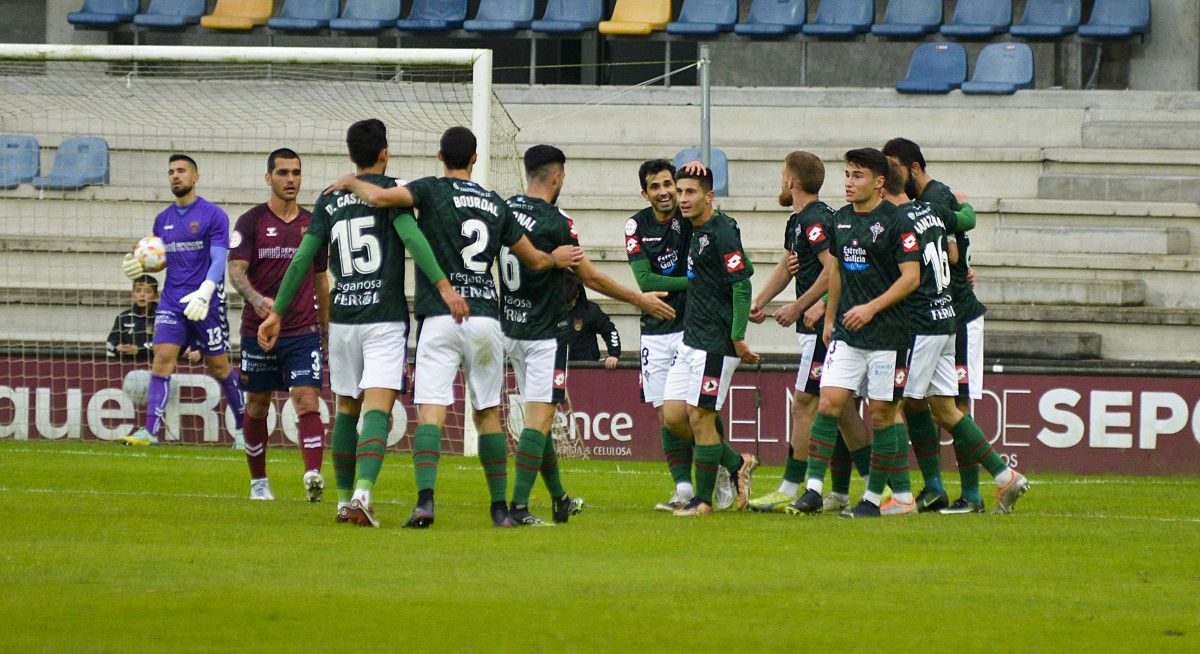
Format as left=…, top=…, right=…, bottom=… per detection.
left=115, top=117, right=1027, bottom=527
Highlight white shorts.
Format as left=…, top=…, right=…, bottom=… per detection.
left=640, top=331, right=684, bottom=407
left=956, top=315, right=985, bottom=400
left=793, top=332, right=828, bottom=396
left=328, top=321, right=408, bottom=399
left=663, top=343, right=740, bottom=411
left=413, top=315, right=503, bottom=410
left=505, top=337, right=567, bottom=405
left=904, top=333, right=958, bottom=400
left=820, top=340, right=909, bottom=402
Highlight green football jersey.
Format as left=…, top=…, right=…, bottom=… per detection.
left=308, top=174, right=409, bottom=325
left=782, top=200, right=835, bottom=335
left=625, top=206, right=689, bottom=335
left=501, top=195, right=580, bottom=340
left=896, top=200, right=956, bottom=335
left=683, top=211, right=754, bottom=357
left=920, top=179, right=987, bottom=324
left=829, top=200, right=920, bottom=350
left=407, top=176, right=523, bottom=319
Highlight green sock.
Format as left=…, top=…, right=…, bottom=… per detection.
left=951, top=415, right=1008, bottom=477
left=805, top=413, right=840, bottom=483
left=907, top=409, right=944, bottom=493
left=850, top=444, right=872, bottom=477
left=412, top=423, right=441, bottom=492
left=830, top=431, right=853, bottom=495
left=510, top=428, right=547, bottom=507
left=541, top=436, right=566, bottom=498
left=693, top=444, right=723, bottom=504
left=661, top=427, right=694, bottom=486
left=866, top=425, right=897, bottom=496
left=959, top=463, right=982, bottom=504
left=353, top=409, right=389, bottom=493
left=477, top=431, right=509, bottom=503
left=331, top=412, right=358, bottom=504
left=783, top=447, right=808, bottom=484
left=719, top=441, right=742, bottom=473
left=889, top=424, right=913, bottom=494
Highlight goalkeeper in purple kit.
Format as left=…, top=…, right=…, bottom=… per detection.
left=118, top=154, right=247, bottom=447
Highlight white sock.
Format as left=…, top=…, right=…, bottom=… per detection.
left=778, top=480, right=801, bottom=498
left=894, top=491, right=914, bottom=504
left=676, top=482, right=694, bottom=499
left=994, top=468, right=1015, bottom=487
left=828, top=492, right=849, bottom=504
left=806, top=479, right=824, bottom=494
left=352, top=489, right=371, bottom=506
left=863, top=491, right=882, bottom=506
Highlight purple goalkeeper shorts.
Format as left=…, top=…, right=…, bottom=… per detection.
left=153, top=306, right=230, bottom=356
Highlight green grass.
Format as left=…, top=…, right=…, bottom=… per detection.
left=1, top=441, right=1197, bottom=653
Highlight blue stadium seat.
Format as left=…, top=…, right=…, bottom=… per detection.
left=735, top=0, right=806, bottom=37
left=895, top=42, right=966, bottom=94
left=268, top=0, right=338, bottom=31
left=32, top=137, right=110, bottom=191
left=0, top=136, right=40, bottom=190
left=871, top=0, right=942, bottom=38
left=396, top=0, right=467, bottom=32
left=673, top=148, right=729, bottom=197
left=1078, top=0, right=1150, bottom=39
left=463, top=0, right=535, bottom=33
left=531, top=0, right=603, bottom=34
left=801, top=0, right=873, bottom=37
left=68, top=0, right=139, bottom=27
left=1010, top=0, right=1080, bottom=39
left=939, top=0, right=1010, bottom=38
left=330, top=0, right=400, bottom=33
left=134, top=0, right=206, bottom=29
left=961, top=42, right=1034, bottom=95
left=667, top=0, right=738, bottom=36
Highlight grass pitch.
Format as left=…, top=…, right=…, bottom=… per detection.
left=1, top=441, right=1197, bottom=653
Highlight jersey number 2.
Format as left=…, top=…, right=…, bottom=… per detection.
left=331, top=216, right=382, bottom=276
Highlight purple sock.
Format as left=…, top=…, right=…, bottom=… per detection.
left=145, top=374, right=170, bottom=436
left=220, top=370, right=246, bottom=430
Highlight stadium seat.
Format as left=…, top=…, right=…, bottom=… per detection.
left=1010, top=0, right=1080, bottom=39
left=0, top=136, right=39, bottom=190
left=200, top=0, right=274, bottom=31
left=961, top=42, right=1034, bottom=95
left=330, top=0, right=400, bottom=33
left=895, top=42, right=966, bottom=94
left=268, top=0, right=338, bottom=31
left=134, top=0, right=206, bottom=29
left=673, top=148, right=729, bottom=197
left=666, top=0, right=738, bottom=36
left=531, top=0, right=603, bottom=34
left=67, top=0, right=139, bottom=27
left=801, top=0, right=873, bottom=37
left=939, top=0, right=1010, bottom=38
left=734, top=0, right=806, bottom=37
left=871, top=0, right=942, bottom=38
left=1078, top=0, right=1150, bottom=39
left=396, top=0, right=467, bottom=32
left=32, top=137, right=110, bottom=191
left=463, top=0, right=535, bottom=33
left=598, top=0, right=672, bottom=36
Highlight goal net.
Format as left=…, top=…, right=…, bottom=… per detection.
left=0, top=44, right=522, bottom=455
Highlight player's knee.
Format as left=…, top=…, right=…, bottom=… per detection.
left=290, top=388, right=320, bottom=415
left=204, top=358, right=230, bottom=379
left=245, top=393, right=271, bottom=419
left=868, top=402, right=899, bottom=428
left=792, top=391, right=818, bottom=417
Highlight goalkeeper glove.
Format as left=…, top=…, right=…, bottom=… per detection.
left=181, top=280, right=216, bottom=321
left=122, top=253, right=144, bottom=280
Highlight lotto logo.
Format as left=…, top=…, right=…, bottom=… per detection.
left=806, top=224, right=826, bottom=244
left=956, top=365, right=968, bottom=382
left=554, top=370, right=566, bottom=388
left=809, top=362, right=822, bottom=380
left=724, top=251, right=745, bottom=272
left=568, top=219, right=579, bottom=240
left=701, top=376, right=720, bottom=395
left=626, top=236, right=640, bottom=254
left=894, top=369, right=908, bottom=387
left=901, top=232, right=919, bottom=253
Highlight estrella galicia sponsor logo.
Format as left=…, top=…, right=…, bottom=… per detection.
left=843, top=240, right=869, bottom=271
left=657, top=249, right=678, bottom=274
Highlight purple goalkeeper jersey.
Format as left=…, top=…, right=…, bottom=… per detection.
left=152, top=197, right=230, bottom=312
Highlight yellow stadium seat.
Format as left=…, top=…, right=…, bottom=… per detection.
left=598, top=0, right=672, bottom=35
left=200, top=0, right=274, bottom=30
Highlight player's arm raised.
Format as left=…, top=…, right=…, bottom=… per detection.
left=391, top=211, right=469, bottom=323
left=333, top=174, right=415, bottom=208
left=574, top=256, right=674, bottom=320
left=509, top=235, right=582, bottom=271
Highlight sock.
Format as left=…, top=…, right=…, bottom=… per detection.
left=958, top=463, right=982, bottom=504
left=804, top=413, right=840, bottom=493
left=676, top=482, right=695, bottom=499
left=144, top=373, right=170, bottom=436
left=331, top=412, right=358, bottom=504
left=412, top=423, right=441, bottom=492
left=298, top=411, right=324, bottom=473
left=889, top=423, right=913, bottom=495
left=219, top=370, right=246, bottom=430
left=783, top=450, right=808, bottom=486
left=718, top=441, right=742, bottom=473
left=477, top=431, right=508, bottom=503
left=950, top=415, right=1009, bottom=479
left=866, top=425, right=898, bottom=497
left=907, top=409, right=944, bottom=493
left=541, top=437, right=566, bottom=499
left=830, top=431, right=853, bottom=495
left=243, top=415, right=268, bottom=479
left=693, top=444, right=723, bottom=504
left=353, top=409, right=389, bottom=496
left=850, top=445, right=872, bottom=477
left=661, top=427, right=694, bottom=486
left=510, top=428, right=547, bottom=507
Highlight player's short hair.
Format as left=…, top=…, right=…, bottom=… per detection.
left=131, top=274, right=158, bottom=290
left=884, top=159, right=907, bottom=196
left=524, top=144, right=566, bottom=182
left=784, top=151, right=824, bottom=195
left=882, top=137, right=926, bottom=171
left=346, top=119, right=388, bottom=169
left=440, top=126, right=476, bottom=170
left=637, top=159, right=676, bottom=191
left=844, top=148, right=889, bottom=181
left=168, top=154, right=198, bottom=172
left=267, top=148, right=301, bottom=174
left=675, top=165, right=713, bottom=192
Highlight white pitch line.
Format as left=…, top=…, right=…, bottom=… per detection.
left=0, top=445, right=287, bottom=464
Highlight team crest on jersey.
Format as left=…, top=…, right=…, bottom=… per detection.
left=189, top=221, right=200, bottom=234
left=626, top=236, right=640, bottom=254
left=701, top=376, right=720, bottom=395
left=625, top=218, right=638, bottom=236
left=956, top=365, right=968, bottom=382
left=901, top=232, right=919, bottom=253
left=869, top=222, right=884, bottom=243
left=809, top=362, right=823, bottom=380
left=554, top=369, right=566, bottom=388
left=807, top=224, right=826, bottom=244
left=697, top=234, right=710, bottom=254
left=573, top=318, right=583, bottom=332
left=894, top=368, right=908, bottom=387
left=266, top=227, right=278, bottom=237
left=724, top=251, right=745, bottom=272
left=671, top=218, right=682, bottom=233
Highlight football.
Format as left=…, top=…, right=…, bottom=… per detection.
left=133, top=235, right=167, bottom=272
